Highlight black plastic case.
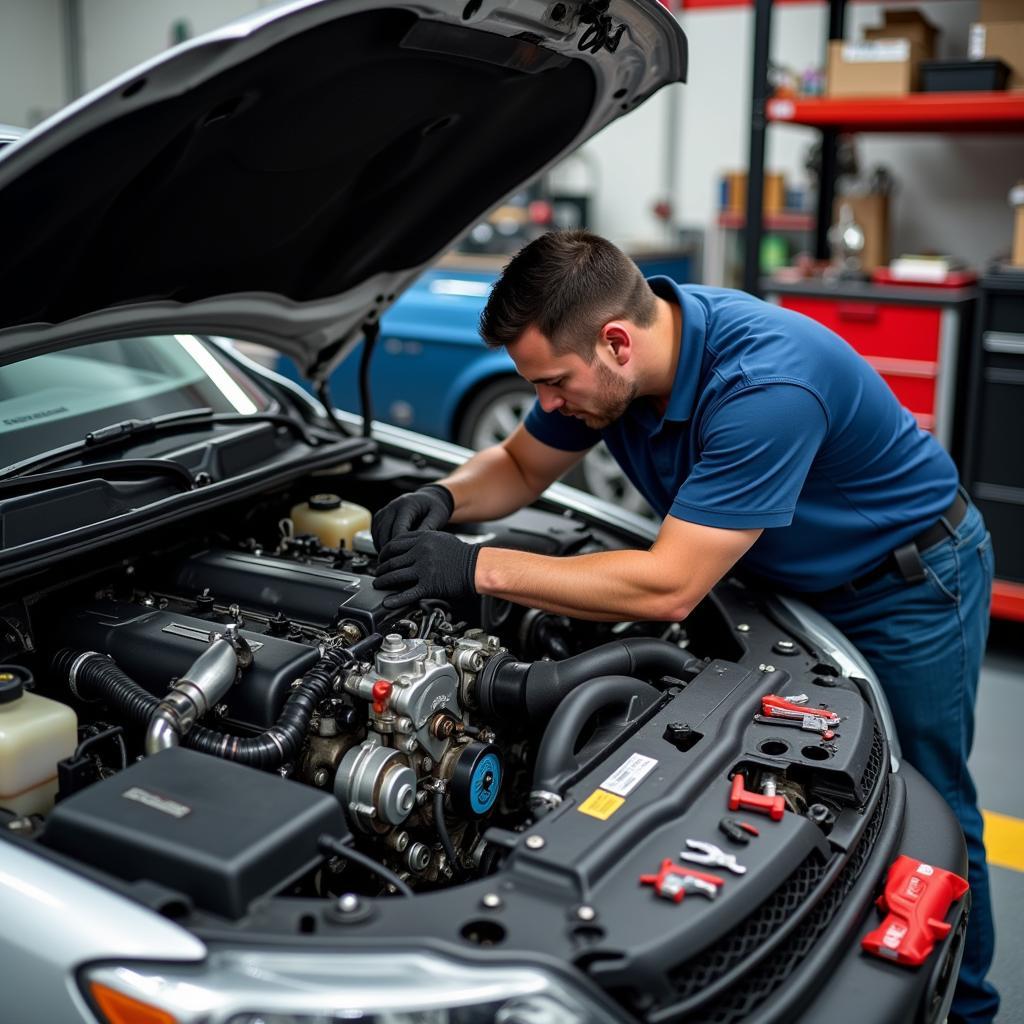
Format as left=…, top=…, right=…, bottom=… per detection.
left=919, top=59, right=1010, bottom=92
left=43, top=747, right=347, bottom=918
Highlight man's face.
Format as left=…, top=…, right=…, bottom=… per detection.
left=509, top=325, right=638, bottom=430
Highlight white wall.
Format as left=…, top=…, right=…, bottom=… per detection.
left=78, top=0, right=269, bottom=91
left=0, top=0, right=66, bottom=127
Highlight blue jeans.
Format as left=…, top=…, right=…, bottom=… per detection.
left=807, top=500, right=998, bottom=1024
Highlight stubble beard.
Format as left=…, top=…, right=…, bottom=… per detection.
left=577, top=359, right=638, bottom=429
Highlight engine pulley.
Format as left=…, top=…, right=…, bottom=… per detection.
left=449, top=741, right=503, bottom=818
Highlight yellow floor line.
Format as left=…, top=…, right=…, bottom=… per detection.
left=982, top=809, right=1024, bottom=873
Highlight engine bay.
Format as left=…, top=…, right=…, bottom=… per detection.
left=0, top=475, right=896, bottom=1019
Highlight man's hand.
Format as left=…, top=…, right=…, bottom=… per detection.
left=373, top=531, right=481, bottom=609
left=371, top=484, right=454, bottom=551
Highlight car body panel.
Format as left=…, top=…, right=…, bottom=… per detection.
left=0, top=0, right=687, bottom=381
left=0, top=837, right=206, bottom=1020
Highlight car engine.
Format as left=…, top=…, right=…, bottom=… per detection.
left=0, top=482, right=928, bottom=1024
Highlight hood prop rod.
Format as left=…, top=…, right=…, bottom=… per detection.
left=358, top=318, right=381, bottom=441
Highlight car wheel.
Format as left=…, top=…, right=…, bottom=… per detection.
left=457, top=377, right=535, bottom=450
left=457, top=377, right=653, bottom=518
left=578, top=441, right=652, bottom=517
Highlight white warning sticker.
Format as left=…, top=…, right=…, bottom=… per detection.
left=600, top=753, right=658, bottom=797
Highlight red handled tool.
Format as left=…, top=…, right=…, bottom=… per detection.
left=729, top=773, right=785, bottom=821
left=759, top=693, right=839, bottom=739
left=639, top=859, right=725, bottom=902
left=861, top=855, right=969, bottom=967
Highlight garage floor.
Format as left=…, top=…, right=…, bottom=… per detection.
left=971, top=621, right=1024, bottom=1023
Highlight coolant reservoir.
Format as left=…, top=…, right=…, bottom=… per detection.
left=0, top=666, right=77, bottom=816
left=290, top=494, right=372, bottom=550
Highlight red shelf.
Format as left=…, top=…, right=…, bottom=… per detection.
left=992, top=580, right=1024, bottom=623
left=766, top=92, right=1024, bottom=133
left=717, top=210, right=815, bottom=230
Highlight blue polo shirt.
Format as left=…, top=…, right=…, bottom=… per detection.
left=523, top=276, right=959, bottom=591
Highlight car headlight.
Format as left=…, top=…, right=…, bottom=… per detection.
left=83, top=949, right=626, bottom=1024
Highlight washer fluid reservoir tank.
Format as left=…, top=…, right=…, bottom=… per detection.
left=290, top=494, right=371, bottom=550
left=0, top=666, right=77, bottom=815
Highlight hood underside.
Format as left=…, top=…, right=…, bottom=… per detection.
left=0, top=0, right=686, bottom=379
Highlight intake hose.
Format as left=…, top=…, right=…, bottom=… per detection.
left=530, top=675, right=659, bottom=815
left=477, top=637, right=701, bottom=722
left=53, top=633, right=382, bottom=770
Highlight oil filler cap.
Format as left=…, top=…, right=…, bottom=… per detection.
left=450, top=742, right=503, bottom=818
left=0, top=665, right=30, bottom=704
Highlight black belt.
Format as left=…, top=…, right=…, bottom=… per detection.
left=840, top=489, right=968, bottom=594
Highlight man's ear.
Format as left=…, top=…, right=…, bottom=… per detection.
left=602, top=322, right=633, bottom=365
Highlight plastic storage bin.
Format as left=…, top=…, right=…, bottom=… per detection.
left=919, top=59, right=1010, bottom=92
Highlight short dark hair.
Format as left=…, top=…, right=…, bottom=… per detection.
left=479, top=230, right=657, bottom=363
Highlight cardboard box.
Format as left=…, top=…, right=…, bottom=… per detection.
left=827, top=39, right=920, bottom=96
left=833, top=194, right=890, bottom=272
left=864, top=9, right=939, bottom=59
left=969, top=21, right=1024, bottom=90
left=724, top=171, right=785, bottom=214
left=980, top=0, right=1023, bottom=23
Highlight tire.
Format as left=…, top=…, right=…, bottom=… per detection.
left=456, top=377, right=535, bottom=450
left=457, top=377, right=653, bottom=519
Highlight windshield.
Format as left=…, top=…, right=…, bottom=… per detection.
left=0, top=334, right=271, bottom=465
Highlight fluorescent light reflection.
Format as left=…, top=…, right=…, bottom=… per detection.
left=175, top=335, right=258, bottom=414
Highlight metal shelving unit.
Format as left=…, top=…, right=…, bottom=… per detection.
left=741, top=0, right=1024, bottom=621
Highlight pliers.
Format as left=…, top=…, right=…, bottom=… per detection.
left=639, top=858, right=724, bottom=902
left=680, top=839, right=747, bottom=875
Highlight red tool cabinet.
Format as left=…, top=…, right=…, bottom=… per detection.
left=765, top=281, right=976, bottom=454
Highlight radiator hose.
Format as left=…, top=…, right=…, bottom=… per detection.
left=54, top=633, right=381, bottom=771
left=530, top=674, right=659, bottom=815
left=477, top=636, right=701, bottom=722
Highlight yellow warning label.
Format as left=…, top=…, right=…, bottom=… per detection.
left=578, top=789, right=625, bottom=820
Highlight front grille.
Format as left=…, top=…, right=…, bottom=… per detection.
left=859, top=725, right=885, bottom=802
left=681, top=778, right=890, bottom=1024
left=667, top=854, right=828, bottom=1001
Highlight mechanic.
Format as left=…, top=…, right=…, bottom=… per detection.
left=372, top=230, right=998, bottom=1024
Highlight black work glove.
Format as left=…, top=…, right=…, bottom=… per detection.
left=371, top=484, right=454, bottom=552
left=373, top=531, right=481, bottom=610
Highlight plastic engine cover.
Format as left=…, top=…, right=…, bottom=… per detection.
left=43, top=747, right=347, bottom=918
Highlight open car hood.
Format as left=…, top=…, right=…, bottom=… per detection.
left=0, top=0, right=686, bottom=382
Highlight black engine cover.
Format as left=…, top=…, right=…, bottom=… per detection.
left=59, top=601, right=319, bottom=730
left=43, top=747, right=347, bottom=918
left=173, top=549, right=388, bottom=630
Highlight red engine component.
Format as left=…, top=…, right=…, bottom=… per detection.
left=861, top=855, right=969, bottom=967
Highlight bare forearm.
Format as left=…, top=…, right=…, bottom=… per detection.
left=474, top=546, right=692, bottom=622
left=439, top=447, right=543, bottom=523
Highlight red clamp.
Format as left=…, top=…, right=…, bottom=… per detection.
left=761, top=693, right=840, bottom=725
left=639, top=858, right=725, bottom=902
left=862, top=855, right=969, bottom=967
left=371, top=680, right=393, bottom=715
left=729, top=774, right=785, bottom=821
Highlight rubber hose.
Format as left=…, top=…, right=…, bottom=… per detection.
left=478, top=637, right=700, bottom=721
left=54, top=633, right=382, bottom=770
left=432, top=788, right=458, bottom=874
left=532, top=675, right=659, bottom=800
left=53, top=649, right=159, bottom=727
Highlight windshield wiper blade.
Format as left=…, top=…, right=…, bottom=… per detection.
left=0, top=458, right=196, bottom=499
left=0, top=408, right=320, bottom=482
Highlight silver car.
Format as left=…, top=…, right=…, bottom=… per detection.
left=0, top=2, right=966, bottom=1022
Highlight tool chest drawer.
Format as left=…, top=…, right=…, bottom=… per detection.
left=781, top=296, right=942, bottom=361
left=771, top=285, right=975, bottom=453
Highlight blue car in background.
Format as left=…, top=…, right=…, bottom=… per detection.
left=278, top=252, right=693, bottom=516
